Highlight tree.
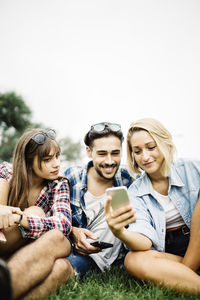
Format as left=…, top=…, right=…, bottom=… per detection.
left=0, top=92, right=33, bottom=161
left=0, top=91, right=83, bottom=163
left=0, top=92, right=31, bottom=130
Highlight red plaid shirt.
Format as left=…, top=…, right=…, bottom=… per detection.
left=0, top=161, right=72, bottom=239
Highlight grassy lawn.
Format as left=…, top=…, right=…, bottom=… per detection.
left=46, top=265, right=199, bottom=300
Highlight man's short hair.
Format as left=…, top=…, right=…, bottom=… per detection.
left=84, top=122, right=124, bottom=148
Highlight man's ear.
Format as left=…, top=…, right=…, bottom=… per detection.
left=86, top=146, right=92, bottom=158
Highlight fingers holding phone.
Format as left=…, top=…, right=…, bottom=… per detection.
left=106, top=186, right=131, bottom=210
left=71, top=227, right=101, bottom=255
left=105, top=187, right=136, bottom=237
left=90, top=240, right=113, bottom=249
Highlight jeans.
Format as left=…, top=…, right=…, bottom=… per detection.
left=67, top=252, right=98, bottom=276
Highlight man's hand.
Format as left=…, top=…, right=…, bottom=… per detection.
left=71, top=227, right=100, bottom=255
left=0, top=204, right=22, bottom=229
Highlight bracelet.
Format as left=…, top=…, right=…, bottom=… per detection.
left=18, top=214, right=23, bottom=224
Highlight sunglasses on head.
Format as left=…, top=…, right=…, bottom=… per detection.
left=31, top=129, right=56, bottom=145
left=90, top=122, right=121, bottom=132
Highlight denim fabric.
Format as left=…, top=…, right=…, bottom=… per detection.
left=67, top=252, right=98, bottom=276
left=65, top=161, right=134, bottom=228
left=64, top=161, right=134, bottom=272
left=128, top=159, right=200, bottom=252
left=67, top=252, right=126, bottom=276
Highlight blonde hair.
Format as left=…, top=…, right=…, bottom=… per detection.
left=127, top=118, right=176, bottom=177
left=8, top=128, right=60, bottom=209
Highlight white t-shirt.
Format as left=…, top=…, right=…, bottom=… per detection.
left=153, top=189, right=185, bottom=229
left=84, top=191, right=123, bottom=271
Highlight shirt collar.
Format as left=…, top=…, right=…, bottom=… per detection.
left=135, top=162, right=184, bottom=197
left=80, top=160, right=93, bottom=190
left=136, top=173, right=153, bottom=197
left=113, top=167, right=124, bottom=187
left=169, top=163, right=185, bottom=187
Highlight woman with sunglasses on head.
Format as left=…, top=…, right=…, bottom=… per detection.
left=105, top=118, right=200, bottom=295
left=0, top=128, right=72, bottom=299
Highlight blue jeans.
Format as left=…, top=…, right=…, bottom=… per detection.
left=67, top=252, right=99, bottom=276
left=66, top=251, right=125, bottom=277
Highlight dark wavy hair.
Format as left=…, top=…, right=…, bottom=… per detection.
left=84, top=124, right=124, bottom=148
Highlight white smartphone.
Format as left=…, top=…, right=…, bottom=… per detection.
left=106, top=186, right=130, bottom=210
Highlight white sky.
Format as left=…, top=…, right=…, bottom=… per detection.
left=0, top=0, right=200, bottom=162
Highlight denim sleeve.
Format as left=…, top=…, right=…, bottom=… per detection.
left=127, top=188, right=162, bottom=251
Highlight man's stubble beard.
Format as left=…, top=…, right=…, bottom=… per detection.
left=94, top=163, right=119, bottom=181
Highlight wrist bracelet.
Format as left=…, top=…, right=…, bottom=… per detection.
left=19, top=214, right=23, bottom=224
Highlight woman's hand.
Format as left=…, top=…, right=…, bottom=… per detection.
left=0, top=204, right=22, bottom=229
left=104, top=196, right=136, bottom=239
left=105, top=196, right=152, bottom=251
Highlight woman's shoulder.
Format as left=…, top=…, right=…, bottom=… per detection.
left=173, top=158, right=200, bottom=170
left=47, top=176, right=70, bottom=191
left=171, top=158, right=200, bottom=183
left=128, top=171, right=148, bottom=191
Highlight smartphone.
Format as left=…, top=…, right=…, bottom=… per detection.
left=90, top=241, right=113, bottom=249
left=0, top=231, right=7, bottom=244
left=106, top=186, right=130, bottom=210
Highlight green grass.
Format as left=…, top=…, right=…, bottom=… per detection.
left=46, top=265, right=199, bottom=300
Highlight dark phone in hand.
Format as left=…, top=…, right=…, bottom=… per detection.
left=90, top=241, right=113, bottom=249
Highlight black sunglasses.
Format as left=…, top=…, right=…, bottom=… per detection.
left=90, top=122, right=121, bottom=132
left=31, top=129, right=56, bottom=145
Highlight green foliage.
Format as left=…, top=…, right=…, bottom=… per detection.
left=46, top=265, right=200, bottom=300
left=0, top=91, right=82, bottom=163
left=0, top=92, right=31, bottom=130
left=0, top=92, right=33, bottom=161
left=0, top=91, right=44, bottom=162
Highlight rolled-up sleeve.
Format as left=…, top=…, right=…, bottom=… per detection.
left=127, top=190, right=161, bottom=251
left=0, top=162, right=12, bottom=182
left=20, top=178, right=72, bottom=239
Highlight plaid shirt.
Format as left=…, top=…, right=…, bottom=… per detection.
left=0, top=161, right=72, bottom=239
left=65, top=160, right=134, bottom=228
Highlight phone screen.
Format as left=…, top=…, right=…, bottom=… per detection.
left=106, top=186, right=130, bottom=210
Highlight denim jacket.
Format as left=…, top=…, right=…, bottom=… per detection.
left=128, top=159, right=200, bottom=252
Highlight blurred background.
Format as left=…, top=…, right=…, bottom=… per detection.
left=0, top=0, right=199, bottom=168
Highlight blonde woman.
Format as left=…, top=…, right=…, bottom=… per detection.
left=0, top=128, right=72, bottom=299
left=105, top=118, right=200, bottom=294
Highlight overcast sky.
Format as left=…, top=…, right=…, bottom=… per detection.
left=0, top=0, right=199, bottom=162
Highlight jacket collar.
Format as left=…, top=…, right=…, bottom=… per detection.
left=135, top=163, right=184, bottom=197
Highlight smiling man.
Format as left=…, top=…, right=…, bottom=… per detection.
left=64, top=122, right=134, bottom=276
